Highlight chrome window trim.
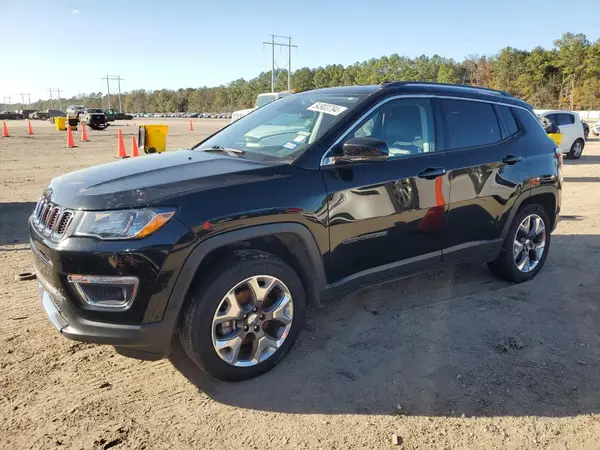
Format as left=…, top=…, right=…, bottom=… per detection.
left=319, top=94, right=540, bottom=167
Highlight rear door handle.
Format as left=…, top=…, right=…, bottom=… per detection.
left=418, top=167, right=447, bottom=180
left=502, top=155, right=522, bottom=165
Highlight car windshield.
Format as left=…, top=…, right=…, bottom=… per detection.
left=195, top=91, right=368, bottom=159
left=87, top=109, right=103, bottom=113
left=255, top=94, right=278, bottom=108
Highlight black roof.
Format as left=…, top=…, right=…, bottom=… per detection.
left=309, top=82, right=532, bottom=110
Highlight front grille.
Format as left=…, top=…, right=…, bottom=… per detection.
left=32, top=198, right=75, bottom=240
left=56, top=211, right=73, bottom=235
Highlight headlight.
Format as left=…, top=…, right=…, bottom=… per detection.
left=74, top=208, right=176, bottom=240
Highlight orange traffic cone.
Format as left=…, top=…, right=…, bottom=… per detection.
left=81, top=123, right=89, bottom=142
left=189, top=119, right=194, bottom=131
left=2, top=121, right=9, bottom=137
left=67, top=125, right=76, bottom=148
left=116, top=129, right=128, bottom=158
left=27, top=120, right=33, bottom=135
left=131, top=135, right=140, bottom=157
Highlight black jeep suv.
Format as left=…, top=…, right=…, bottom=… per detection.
left=30, top=82, right=562, bottom=381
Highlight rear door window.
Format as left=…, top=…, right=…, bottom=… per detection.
left=441, top=99, right=501, bottom=150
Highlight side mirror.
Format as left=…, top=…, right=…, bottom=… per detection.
left=339, top=137, right=389, bottom=163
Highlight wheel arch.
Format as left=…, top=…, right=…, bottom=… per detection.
left=501, top=186, right=559, bottom=240
left=163, top=223, right=327, bottom=334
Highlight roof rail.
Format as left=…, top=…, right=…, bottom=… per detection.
left=380, top=81, right=512, bottom=98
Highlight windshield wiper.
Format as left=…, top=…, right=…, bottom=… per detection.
left=200, top=145, right=245, bottom=157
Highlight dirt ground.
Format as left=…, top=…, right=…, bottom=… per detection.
left=1, top=118, right=600, bottom=450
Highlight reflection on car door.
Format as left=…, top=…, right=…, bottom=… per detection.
left=321, top=98, right=450, bottom=288
left=440, top=99, right=529, bottom=261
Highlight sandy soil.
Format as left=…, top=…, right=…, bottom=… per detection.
left=1, top=119, right=600, bottom=450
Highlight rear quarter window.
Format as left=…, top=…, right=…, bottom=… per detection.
left=441, top=99, right=501, bottom=150
left=498, top=106, right=519, bottom=137
left=513, top=108, right=552, bottom=142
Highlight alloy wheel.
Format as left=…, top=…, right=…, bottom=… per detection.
left=211, top=275, right=294, bottom=367
left=513, top=214, right=546, bottom=273
left=572, top=141, right=583, bottom=157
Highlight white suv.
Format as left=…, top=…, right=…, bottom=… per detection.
left=536, top=110, right=585, bottom=159
left=230, top=91, right=295, bottom=123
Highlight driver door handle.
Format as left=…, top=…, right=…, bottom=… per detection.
left=502, top=155, right=522, bottom=165
left=418, top=167, right=446, bottom=180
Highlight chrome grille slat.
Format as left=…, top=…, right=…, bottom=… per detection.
left=47, top=207, right=60, bottom=230
left=56, top=211, right=73, bottom=236
left=32, top=199, right=74, bottom=241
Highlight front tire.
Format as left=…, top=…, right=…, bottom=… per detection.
left=180, top=250, right=306, bottom=381
left=567, top=138, right=584, bottom=159
left=488, top=204, right=551, bottom=283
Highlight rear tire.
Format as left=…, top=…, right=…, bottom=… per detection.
left=180, top=250, right=306, bottom=381
left=488, top=204, right=551, bottom=283
left=567, top=138, right=584, bottom=159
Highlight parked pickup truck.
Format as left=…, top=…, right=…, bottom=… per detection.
left=80, top=108, right=109, bottom=130
left=105, top=109, right=133, bottom=121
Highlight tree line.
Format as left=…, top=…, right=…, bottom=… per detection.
left=14, top=32, right=600, bottom=113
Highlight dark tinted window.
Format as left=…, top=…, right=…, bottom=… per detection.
left=441, top=99, right=501, bottom=150
left=550, top=113, right=574, bottom=126
left=513, top=108, right=551, bottom=141
left=498, top=106, right=519, bottom=137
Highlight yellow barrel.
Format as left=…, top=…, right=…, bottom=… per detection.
left=55, top=117, right=66, bottom=131
left=139, top=125, right=168, bottom=153
left=548, top=133, right=563, bottom=146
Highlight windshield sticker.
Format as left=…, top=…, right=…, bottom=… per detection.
left=307, top=102, right=348, bottom=116
left=293, top=134, right=307, bottom=143
left=283, top=142, right=297, bottom=150
left=297, top=130, right=311, bottom=136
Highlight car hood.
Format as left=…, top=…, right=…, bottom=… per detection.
left=43, top=150, right=278, bottom=210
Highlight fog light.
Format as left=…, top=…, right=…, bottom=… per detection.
left=67, top=275, right=139, bottom=311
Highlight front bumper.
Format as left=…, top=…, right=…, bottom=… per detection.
left=29, top=215, right=197, bottom=359
left=37, top=271, right=171, bottom=359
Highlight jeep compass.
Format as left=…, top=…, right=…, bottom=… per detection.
left=30, top=82, right=562, bottom=381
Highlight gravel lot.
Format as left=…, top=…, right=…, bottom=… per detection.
left=1, top=119, right=600, bottom=450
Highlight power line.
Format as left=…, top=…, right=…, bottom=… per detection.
left=102, top=76, right=125, bottom=112
left=263, top=35, right=297, bottom=92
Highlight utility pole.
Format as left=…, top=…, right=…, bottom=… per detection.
left=271, top=35, right=275, bottom=92
left=48, top=88, right=61, bottom=110
left=18, top=92, right=32, bottom=108
left=102, top=76, right=111, bottom=109
left=117, top=76, right=123, bottom=112
left=263, top=35, right=297, bottom=92
left=102, top=76, right=124, bottom=111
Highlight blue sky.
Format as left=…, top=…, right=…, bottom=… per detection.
left=2, top=0, right=598, bottom=103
